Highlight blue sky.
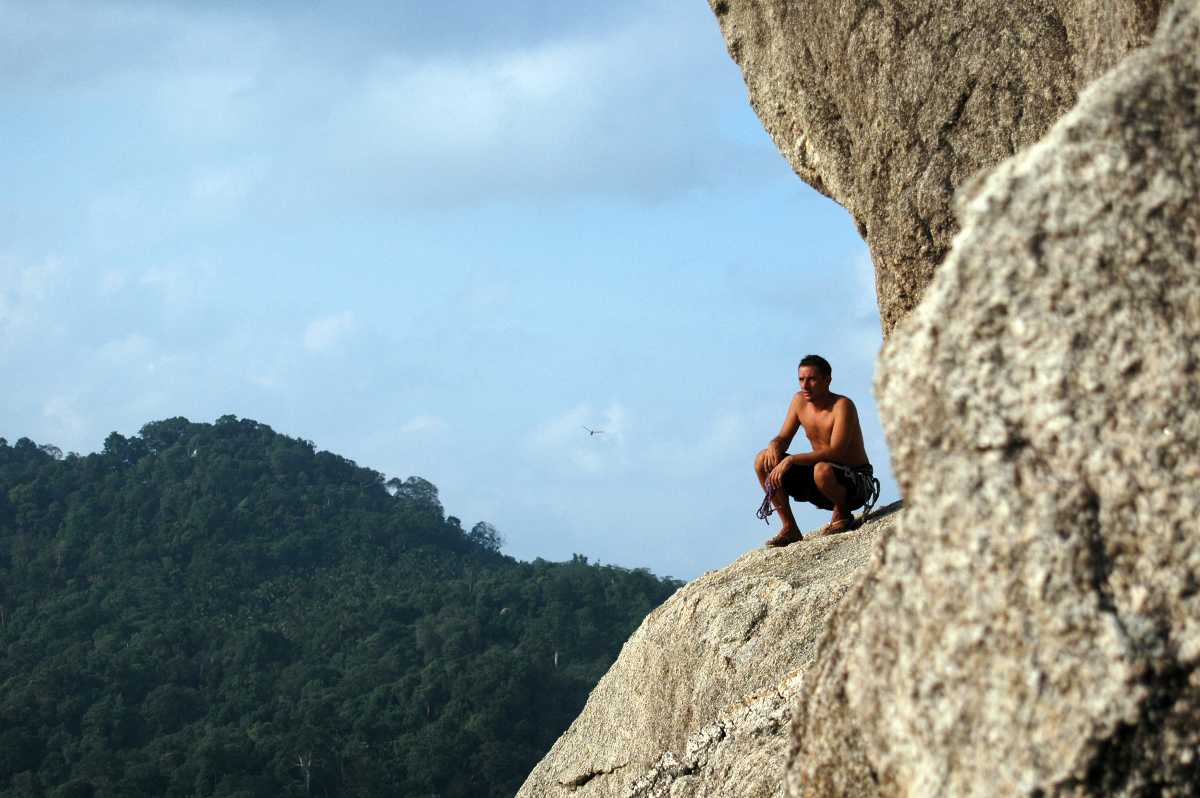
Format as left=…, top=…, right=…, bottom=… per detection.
left=1, top=0, right=892, bottom=580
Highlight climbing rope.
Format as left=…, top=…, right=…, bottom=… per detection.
left=756, top=486, right=775, bottom=524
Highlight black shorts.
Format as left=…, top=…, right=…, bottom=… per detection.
left=780, top=461, right=874, bottom=511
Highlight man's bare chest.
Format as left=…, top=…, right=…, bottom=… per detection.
left=798, top=406, right=835, bottom=446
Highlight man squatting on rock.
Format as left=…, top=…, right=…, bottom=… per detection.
left=754, top=354, right=874, bottom=547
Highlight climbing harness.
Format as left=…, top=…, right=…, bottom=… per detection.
left=755, top=464, right=881, bottom=524
left=834, top=463, right=881, bottom=521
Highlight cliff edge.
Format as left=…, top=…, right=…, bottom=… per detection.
left=516, top=504, right=903, bottom=798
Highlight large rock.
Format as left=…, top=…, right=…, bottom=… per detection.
left=515, top=506, right=901, bottom=798
left=790, top=3, right=1200, bottom=795
left=709, top=0, right=1165, bottom=334
left=624, top=669, right=802, bottom=798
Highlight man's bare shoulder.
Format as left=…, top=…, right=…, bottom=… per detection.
left=793, top=390, right=818, bottom=416
left=831, top=393, right=857, bottom=411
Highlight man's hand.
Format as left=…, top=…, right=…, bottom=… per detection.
left=762, top=440, right=785, bottom=472
left=766, top=456, right=793, bottom=491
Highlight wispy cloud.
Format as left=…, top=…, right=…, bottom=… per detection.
left=98, top=269, right=130, bottom=297
left=41, top=392, right=88, bottom=447
left=322, top=9, right=758, bottom=206
left=643, top=410, right=747, bottom=478
left=0, top=0, right=865, bottom=581
left=0, top=254, right=64, bottom=347
left=303, top=311, right=357, bottom=353
left=6, top=0, right=772, bottom=236
left=140, top=263, right=213, bottom=315
left=188, top=161, right=265, bottom=219
left=527, top=403, right=628, bottom=475
left=97, top=333, right=153, bottom=364
left=399, top=414, right=445, bottom=434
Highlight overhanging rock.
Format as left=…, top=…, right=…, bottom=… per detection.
left=709, top=0, right=1165, bottom=334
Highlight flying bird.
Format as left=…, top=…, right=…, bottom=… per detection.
left=582, top=426, right=605, bottom=436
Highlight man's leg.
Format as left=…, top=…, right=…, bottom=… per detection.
left=755, top=449, right=802, bottom=544
left=812, top=462, right=855, bottom=533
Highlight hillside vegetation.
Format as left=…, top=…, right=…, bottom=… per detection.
left=0, top=416, right=681, bottom=798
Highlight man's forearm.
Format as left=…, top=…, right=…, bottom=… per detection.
left=788, top=448, right=832, bottom=466
left=790, top=442, right=859, bottom=466
left=768, top=436, right=789, bottom=453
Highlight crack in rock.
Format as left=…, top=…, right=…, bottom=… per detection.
left=559, top=762, right=629, bottom=791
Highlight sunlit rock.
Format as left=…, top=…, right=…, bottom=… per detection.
left=709, top=0, right=1165, bottom=334
left=791, top=3, right=1200, bottom=794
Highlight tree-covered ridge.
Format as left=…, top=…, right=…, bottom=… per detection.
left=0, top=416, right=682, bottom=798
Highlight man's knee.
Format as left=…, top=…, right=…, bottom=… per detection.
left=754, top=449, right=769, bottom=473
left=813, top=461, right=836, bottom=487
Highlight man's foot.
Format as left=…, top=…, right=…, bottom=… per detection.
left=820, top=514, right=861, bottom=536
left=765, top=527, right=803, bottom=547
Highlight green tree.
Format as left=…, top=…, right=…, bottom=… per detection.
left=0, top=417, right=682, bottom=798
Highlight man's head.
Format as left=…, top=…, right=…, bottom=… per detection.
left=797, top=354, right=832, bottom=400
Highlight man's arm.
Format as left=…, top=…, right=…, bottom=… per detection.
left=786, top=398, right=862, bottom=467
left=762, top=393, right=802, bottom=471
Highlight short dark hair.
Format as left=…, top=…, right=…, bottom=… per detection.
left=798, top=354, right=832, bottom=378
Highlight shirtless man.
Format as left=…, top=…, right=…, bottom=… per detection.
left=754, top=354, right=874, bottom=547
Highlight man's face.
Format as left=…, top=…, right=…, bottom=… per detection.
left=798, top=365, right=830, bottom=400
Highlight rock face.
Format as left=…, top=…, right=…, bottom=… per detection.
left=624, top=669, right=800, bottom=798
left=524, top=3, right=1198, bottom=796
left=515, top=505, right=902, bottom=798
left=790, top=3, right=1200, bottom=795
left=709, top=0, right=1165, bottom=334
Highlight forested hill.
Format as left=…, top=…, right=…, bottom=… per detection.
left=0, top=416, right=682, bottom=798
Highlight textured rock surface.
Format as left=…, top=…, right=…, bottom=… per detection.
left=709, top=0, right=1165, bottom=334
left=515, top=505, right=901, bottom=798
left=790, top=3, right=1200, bottom=796
left=624, top=670, right=800, bottom=798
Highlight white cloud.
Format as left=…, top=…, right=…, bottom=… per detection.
left=140, top=263, right=213, bottom=314
left=188, top=161, right=265, bottom=219
left=699, top=411, right=746, bottom=459
left=98, top=333, right=153, bottom=364
left=87, top=164, right=263, bottom=252
left=529, top=403, right=625, bottom=449
left=318, top=1, right=762, bottom=206
left=326, top=40, right=599, bottom=195
left=98, top=269, right=129, bottom=297
left=399, top=414, right=445, bottom=434
left=86, top=186, right=167, bottom=252
left=303, top=311, right=357, bottom=352
left=644, top=410, right=747, bottom=478
left=527, top=402, right=628, bottom=475
left=16, top=255, right=60, bottom=299
left=0, top=255, right=64, bottom=347
left=153, top=64, right=264, bottom=140
left=41, top=392, right=88, bottom=448
left=9, top=0, right=768, bottom=219
left=528, top=405, right=588, bottom=451
left=460, top=272, right=514, bottom=313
